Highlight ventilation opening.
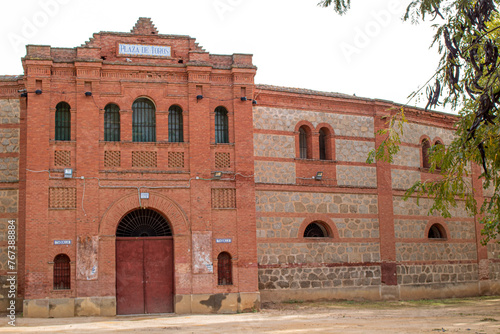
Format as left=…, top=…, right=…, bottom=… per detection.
left=116, top=209, right=172, bottom=237
left=178, top=59, right=184, bottom=64
left=304, top=222, right=329, bottom=238
left=428, top=224, right=446, bottom=239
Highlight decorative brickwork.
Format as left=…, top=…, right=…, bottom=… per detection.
left=54, top=150, right=71, bottom=167
left=168, top=152, right=184, bottom=168
left=214, top=152, right=230, bottom=169
left=212, top=188, right=236, bottom=209
left=104, top=151, right=121, bottom=167
left=132, top=151, right=157, bottom=168
left=49, top=188, right=77, bottom=209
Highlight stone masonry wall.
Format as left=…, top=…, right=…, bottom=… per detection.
left=258, top=266, right=381, bottom=290
left=0, top=157, right=19, bottom=182
left=256, top=217, right=379, bottom=239
left=0, top=129, right=20, bottom=153
left=396, top=243, right=477, bottom=262
left=254, top=161, right=296, bottom=184
left=392, top=146, right=420, bottom=168
left=394, top=219, right=475, bottom=239
left=254, top=134, right=295, bottom=158
left=0, top=99, right=20, bottom=124
left=256, top=191, right=378, bottom=215
left=258, top=242, right=380, bottom=265
left=393, top=196, right=469, bottom=218
left=397, top=264, right=478, bottom=285
left=336, top=140, right=375, bottom=163
left=391, top=169, right=421, bottom=190
left=336, top=166, right=377, bottom=188
left=253, top=106, right=374, bottom=138
left=401, top=122, right=455, bottom=145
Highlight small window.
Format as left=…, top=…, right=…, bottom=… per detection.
left=428, top=224, right=446, bottom=239
left=104, top=104, right=120, bottom=142
left=168, top=105, right=184, bottom=143
left=434, top=141, right=444, bottom=170
left=132, top=98, right=156, bottom=142
left=215, top=106, right=229, bottom=144
left=319, top=128, right=331, bottom=160
left=421, top=139, right=431, bottom=168
left=299, top=126, right=309, bottom=159
left=304, top=222, right=329, bottom=238
left=55, top=102, right=71, bottom=141
left=217, top=252, right=232, bottom=285
left=53, top=254, right=71, bottom=290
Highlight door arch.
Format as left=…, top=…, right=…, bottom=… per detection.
left=116, top=208, right=174, bottom=315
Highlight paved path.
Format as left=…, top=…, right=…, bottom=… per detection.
left=0, top=297, right=499, bottom=333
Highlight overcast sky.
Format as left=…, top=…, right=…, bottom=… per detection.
left=0, top=0, right=446, bottom=112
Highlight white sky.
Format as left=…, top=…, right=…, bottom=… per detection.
left=0, top=0, right=446, bottom=112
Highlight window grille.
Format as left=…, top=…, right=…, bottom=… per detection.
left=132, top=98, right=156, bottom=142
left=217, top=252, right=232, bottom=285
left=116, top=209, right=172, bottom=237
left=299, top=127, right=308, bottom=159
left=104, top=104, right=120, bottom=141
left=319, top=128, right=327, bottom=160
left=215, top=107, right=229, bottom=144
left=422, top=139, right=431, bottom=168
left=53, top=254, right=71, bottom=290
left=168, top=105, right=184, bottom=142
left=55, top=102, right=71, bottom=141
left=304, top=222, right=329, bottom=238
left=428, top=224, right=445, bottom=239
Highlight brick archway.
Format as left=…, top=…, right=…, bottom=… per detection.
left=99, top=192, right=189, bottom=236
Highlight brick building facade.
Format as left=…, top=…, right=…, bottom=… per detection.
left=0, top=18, right=498, bottom=317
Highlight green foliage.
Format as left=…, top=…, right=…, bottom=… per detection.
left=318, top=0, right=351, bottom=15
left=322, top=0, right=500, bottom=244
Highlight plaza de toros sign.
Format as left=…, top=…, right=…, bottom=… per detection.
left=118, top=43, right=171, bottom=57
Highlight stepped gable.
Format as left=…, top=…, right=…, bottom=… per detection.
left=130, top=17, right=159, bottom=35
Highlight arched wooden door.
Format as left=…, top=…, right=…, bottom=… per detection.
left=116, top=209, right=174, bottom=314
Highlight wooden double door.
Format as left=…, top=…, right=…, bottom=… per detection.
left=116, top=237, right=174, bottom=315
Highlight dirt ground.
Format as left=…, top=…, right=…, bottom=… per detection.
left=0, top=297, right=499, bottom=333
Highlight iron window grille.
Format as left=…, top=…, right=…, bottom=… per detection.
left=299, top=127, right=308, bottom=159
left=168, top=105, right=184, bottom=143
left=319, top=128, right=327, bottom=160
left=215, top=106, right=229, bottom=144
left=132, top=98, right=156, bottom=142
left=55, top=102, right=71, bottom=141
left=304, top=222, right=329, bottom=238
left=104, top=104, right=120, bottom=142
left=53, top=254, right=71, bottom=290
left=116, top=209, right=172, bottom=237
left=217, top=252, right=232, bottom=285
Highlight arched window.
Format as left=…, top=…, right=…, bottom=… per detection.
left=215, top=106, right=229, bottom=144
left=116, top=209, right=172, bottom=237
left=168, top=105, right=183, bottom=143
left=104, top=104, right=120, bottom=142
left=55, top=102, right=71, bottom=141
left=422, top=139, right=431, bottom=168
left=132, top=98, right=156, bottom=142
left=428, top=223, right=446, bottom=239
left=319, top=128, right=330, bottom=160
left=434, top=141, right=444, bottom=170
left=303, top=222, right=329, bottom=238
left=53, top=254, right=71, bottom=290
left=217, top=252, right=232, bottom=285
left=299, top=126, right=309, bottom=159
